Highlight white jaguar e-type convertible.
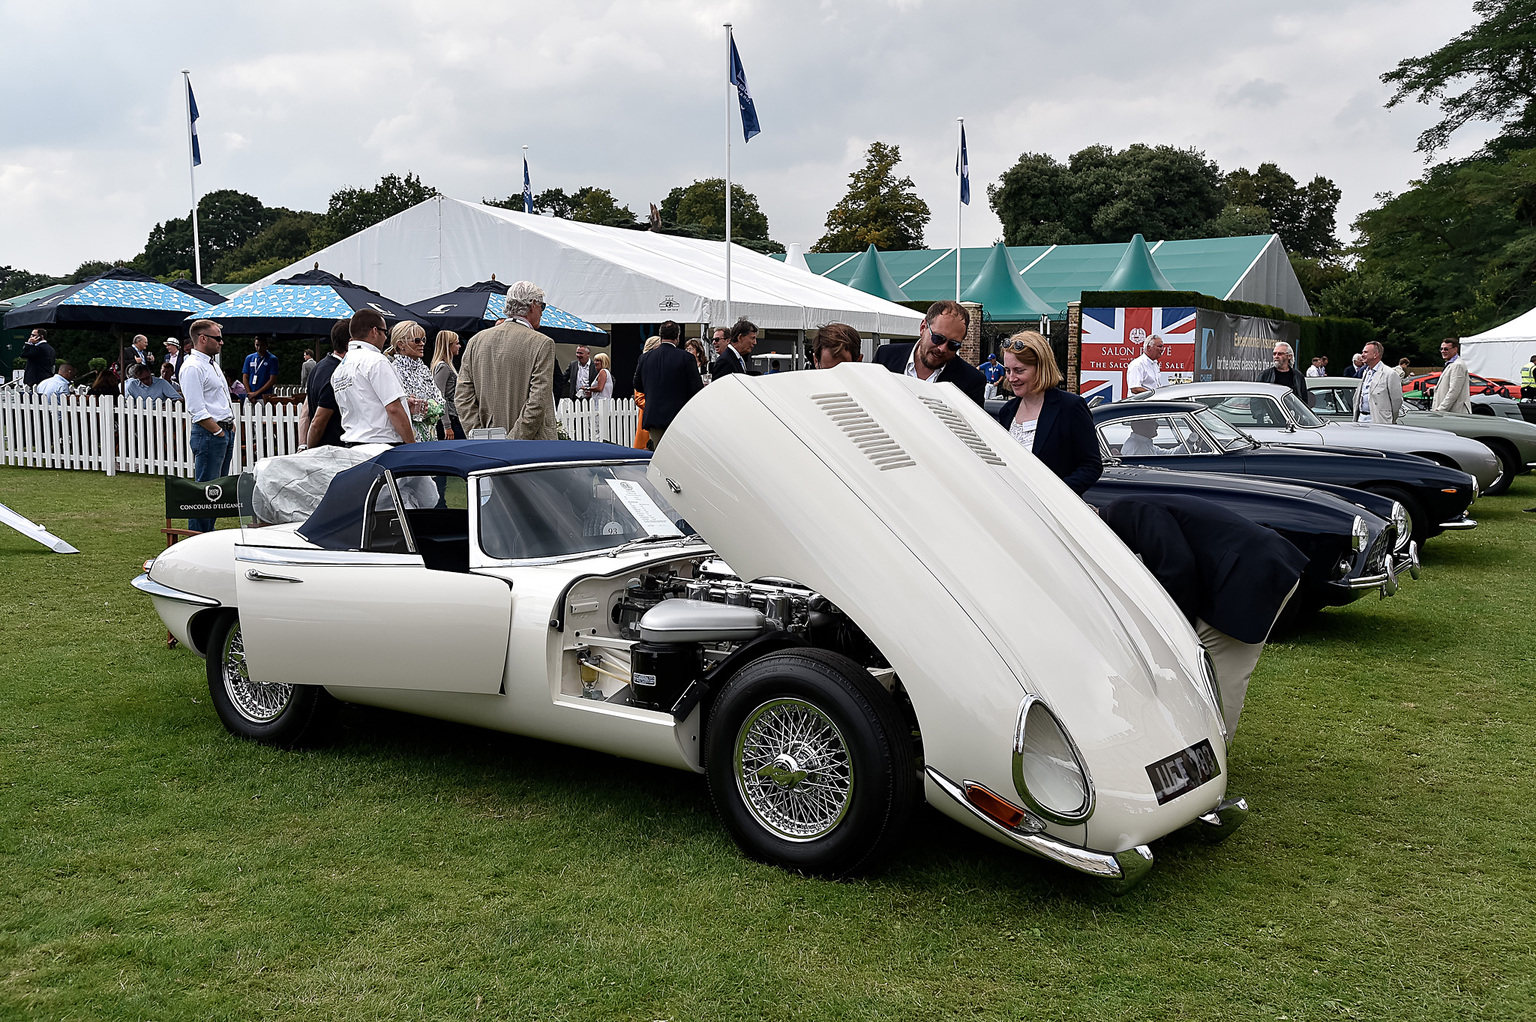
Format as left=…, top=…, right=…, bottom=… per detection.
left=134, top=364, right=1245, bottom=891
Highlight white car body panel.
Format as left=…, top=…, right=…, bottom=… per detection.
left=650, top=364, right=1226, bottom=852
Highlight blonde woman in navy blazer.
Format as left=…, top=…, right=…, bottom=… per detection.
left=993, top=331, right=1102, bottom=495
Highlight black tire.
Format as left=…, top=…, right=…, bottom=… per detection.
left=1364, top=484, right=1428, bottom=550
left=705, top=648, right=917, bottom=878
left=206, top=611, right=331, bottom=748
left=1477, top=438, right=1519, bottom=496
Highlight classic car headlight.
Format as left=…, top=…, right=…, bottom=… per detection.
left=1012, top=695, right=1093, bottom=825
left=1199, top=649, right=1225, bottom=734
left=1350, top=514, right=1369, bottom=552
left=1390, top=502, right=1410, bottom=553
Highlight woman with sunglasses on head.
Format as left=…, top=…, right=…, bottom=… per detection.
left=994, top=330, right=1101, bottom=495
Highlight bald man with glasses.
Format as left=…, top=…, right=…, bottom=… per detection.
left=873, top=300, right=987, bottom=406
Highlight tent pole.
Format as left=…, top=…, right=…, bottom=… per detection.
left=183, top=71, right=202, bottom=285
left=724, top=23, right=733, bottom=330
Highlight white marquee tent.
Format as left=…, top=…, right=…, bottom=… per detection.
left=242, top=197, right=925, bottom=336
left=1462, top=307, right=1536, bottom=383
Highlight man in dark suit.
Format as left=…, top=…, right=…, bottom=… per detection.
left=633, top=321, right=703, bottom=450
left=872, top=300, right=987, bottom=407
left=1098, top=494, right=1307, bottom=737
left=711, top=319, right=756, bottom=379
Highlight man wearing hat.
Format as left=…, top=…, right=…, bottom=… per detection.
left=163, top=338, right=184, bottom=379
left=124, top=361, right=181, bottom=402
left=455, top=280, right=557, bottom=440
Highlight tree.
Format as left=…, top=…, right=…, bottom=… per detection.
left=138, top=189, right=279, bottom=278
left=318, top=172, right=437, bottom=247
left=1222, top=163, right=1341, bottom=256
left=812, top=142, right=931, bottom=252
left=1382, top=0, right=1536, bottom=156
left=211, top=210, right=328, bottom=283
left=0, top=266, right=58, bottom=300
left=657, top=179, right=781, bottom=253
left=1288, top=253, right=1351, bottom=309
left=1209, top=204, right=1272, bottom=238
left=490, top=186, right=640, bottom=228
left=988, top=144, right=1224, bottom=245
left=1327, top=148, right=1536, bottom=358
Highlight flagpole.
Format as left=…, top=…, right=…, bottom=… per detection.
left=183, top=70, right=202, bottom=285
left=724, top=23, right=733, bottom=329
left=956, top=117, right=963, bottom=302
left=522, top=145, right=531, bottom=214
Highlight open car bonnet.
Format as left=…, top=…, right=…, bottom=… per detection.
left=649, top=364, right=1225, bottom=827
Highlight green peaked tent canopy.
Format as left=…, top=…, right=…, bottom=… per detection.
left=1100, top=233, right=1174, bottom=291
left=844, top=244, right=909, bottom=302
left=960, top=242, right=1055, bottom=318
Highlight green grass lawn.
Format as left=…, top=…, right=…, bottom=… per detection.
left=1, top=466, right=1532, bottom=1021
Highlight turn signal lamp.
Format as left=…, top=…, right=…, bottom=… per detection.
left=964, top=782, right=1026, bottom=830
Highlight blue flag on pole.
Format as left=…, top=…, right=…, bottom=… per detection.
left=728, top=37, right=761, bottom=143
left=188, top=81, right=202, bottom=167
left=522, top=157, right=533, bottom=213
left=957, top=123, right=969, bottom=205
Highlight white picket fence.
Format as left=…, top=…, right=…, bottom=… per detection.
left=0, top=388, right=641, bottom=477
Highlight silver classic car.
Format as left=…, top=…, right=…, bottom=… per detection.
left=1143, top=381, right=1501, bottom=492
left=1305, top=376, right=1536, bottom=495
left=135, top=366, right=1246, bottom=892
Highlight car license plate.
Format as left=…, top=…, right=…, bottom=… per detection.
left=1145, top=739, right=1221, bottom=805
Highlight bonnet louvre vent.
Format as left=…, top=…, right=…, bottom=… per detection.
left=918, top=395, right=1006, bottom=465
left=812, top=393, right=915, bottom=471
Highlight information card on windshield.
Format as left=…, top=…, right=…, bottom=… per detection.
left=607, top=480, right=683, bottom=539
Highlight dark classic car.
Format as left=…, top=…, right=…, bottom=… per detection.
left=1092, top=400, right=1477, bottom=549
left=1086, top=459, right=1415, bottom=619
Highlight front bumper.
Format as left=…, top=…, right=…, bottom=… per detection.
left=130, top=572, right=221, bottom=607
left=1339, top=540, right=1421, bottom=597
left=1437, top=515, right=1477, bottom=531
left=927, top=767, right=1170, bottom=894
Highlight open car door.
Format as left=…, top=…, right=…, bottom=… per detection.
left=235, top=469, right=512, bottom=694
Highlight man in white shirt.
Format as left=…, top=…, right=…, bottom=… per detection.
left=1125, top=335, right=1164, bottom=395
left=331, top=309, right=416, bottom=446
left=1354, top=340, right=1403, bottom=424
left=1431, top=337, right=1472, bottom=414
left=1306, top=356, right=1327, bottom=377
left=179, top=319, right=237, bottom=532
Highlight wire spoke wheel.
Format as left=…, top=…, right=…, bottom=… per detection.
left=220, top=621, right=294, bottom=724
left=735, top=698, right=853, bottom=841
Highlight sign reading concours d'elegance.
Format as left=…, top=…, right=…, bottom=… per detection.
left=1078, top=306, right=1299, bottom=403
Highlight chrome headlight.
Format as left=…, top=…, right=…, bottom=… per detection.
left=1199, top=649, right=1226, bottom=738
left=1012, top=695, right=1093, bottom=825
left=1390, top=502, right=1410, bottom=553
left=1350, top=514, right=1369, bottom=552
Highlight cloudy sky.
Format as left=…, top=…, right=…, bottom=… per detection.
left=0, top=0, right=1492, bottom=277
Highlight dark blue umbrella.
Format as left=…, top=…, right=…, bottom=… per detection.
left=3, top=267, right=221, bottom=331
left=408, top=280, right=609, bottom=346
left=198, top=269, right=420, bottom=336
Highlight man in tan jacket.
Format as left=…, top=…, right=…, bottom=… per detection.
left=455, top=280, right=558, bottom=439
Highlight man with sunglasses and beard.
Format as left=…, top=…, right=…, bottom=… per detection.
left=873, top=300, right=987, bottom=406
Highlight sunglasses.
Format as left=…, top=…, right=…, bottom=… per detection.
left=925, top=324, right=963, bottom=351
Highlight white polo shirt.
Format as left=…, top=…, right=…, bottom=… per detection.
left=1126, top=353, right=1162, bottom=394
left=333, top=341, right=408, bottom=444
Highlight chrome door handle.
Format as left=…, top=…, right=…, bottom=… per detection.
left=244, top=568, right=302, bottom=583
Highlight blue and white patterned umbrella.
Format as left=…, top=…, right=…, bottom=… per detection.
left=409, top=281, right=608, bottom=346
left=3, top=267, right=221, bottom=331
left=199, top=269, right=420, bottom=336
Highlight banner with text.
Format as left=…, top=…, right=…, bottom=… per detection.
left=1079, top=306, right=1197, bottom=404
left=1192, top=310, right=1299, bottom=383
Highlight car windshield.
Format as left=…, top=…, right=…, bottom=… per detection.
left=1281, top=391, right=1324, bottom=427
left=1192, top=408, right=1255, bottom=450
left=476, top=463, right=694, bottom=560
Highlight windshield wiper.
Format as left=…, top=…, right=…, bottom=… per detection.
left=606, top=533, right=705, bottom=558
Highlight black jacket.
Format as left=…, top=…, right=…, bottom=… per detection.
left=1098, top=494, right=1308, bottom=644
left=710, top=347, right=748, bottom=380
left=22, top=340, right=55, bottom=387
left=872, top=342, right=987, bottom=406
left=634, top=343, right=704, bottom=431
left=1259, top=365, right=1306, bottom=402
left=993, top=388, right=1103, bottom=495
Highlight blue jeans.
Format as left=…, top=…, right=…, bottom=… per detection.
left=188, top=423, right=234, bottom=532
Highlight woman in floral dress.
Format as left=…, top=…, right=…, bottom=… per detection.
left=387, top=320, right=445, bottom=443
